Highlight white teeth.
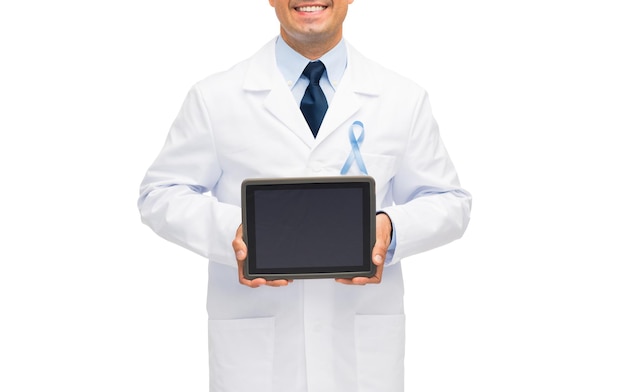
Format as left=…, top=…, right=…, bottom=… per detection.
left=297, top=6, right=325, bottom=12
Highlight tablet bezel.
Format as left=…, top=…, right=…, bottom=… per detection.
left=241, top=176, right=376, bottom=280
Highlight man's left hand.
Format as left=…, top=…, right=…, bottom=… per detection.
left=336, top=212, right=392, bottom=285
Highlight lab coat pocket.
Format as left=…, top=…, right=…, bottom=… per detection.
left=355, top=314, right=405, bottom=392
left=343, top=153, right=396, bottom=188
left=361, top=153, right=396, bottom=180
left=208, top=317, right=275, bottom=392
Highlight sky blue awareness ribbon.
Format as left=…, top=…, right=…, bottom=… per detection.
left=340, top=121, right=368, bottom=175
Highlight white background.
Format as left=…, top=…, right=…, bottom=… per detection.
left=1, top=1, right=625, bottom=391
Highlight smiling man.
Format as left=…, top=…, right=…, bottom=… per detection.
left=138, top=1, right=471, bottom=391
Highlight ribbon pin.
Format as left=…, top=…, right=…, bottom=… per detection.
left=340, top=121, right=368, bottom=175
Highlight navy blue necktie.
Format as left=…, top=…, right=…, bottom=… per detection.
left=300, top=61, right=328, bottom=137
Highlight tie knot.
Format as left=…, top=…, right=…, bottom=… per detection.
left=302, top=61, right=326, bottom=86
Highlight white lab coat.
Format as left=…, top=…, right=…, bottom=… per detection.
left=139, top=38, right=471, bottom=392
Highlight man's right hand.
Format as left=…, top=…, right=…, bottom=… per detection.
left=232, top=224, right=291, bottom=288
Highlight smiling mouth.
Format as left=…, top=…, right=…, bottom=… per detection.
left=295, top=5, right=327, bottom=12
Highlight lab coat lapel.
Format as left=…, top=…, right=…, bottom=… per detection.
left=314, top=45, right=382, bottom=146
left=243, top=40, right=315, bottom=148
left=264, top=83, right=314, bottom=147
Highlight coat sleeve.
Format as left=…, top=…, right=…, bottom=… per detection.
left=381, top=92, right=472, bottom=265
left=137, top=85, right=241, bottom=267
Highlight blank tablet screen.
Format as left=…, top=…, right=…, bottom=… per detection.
left=242, top=177, right=375, bottom=279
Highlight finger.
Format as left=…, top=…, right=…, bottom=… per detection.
left=239, top=276, right=267, bottom=288
left=335, top=262, right=383, bottom=286
left=371, top=238, right=389, bottom=266
left=235, top=249, right=247, bottom=262
left=237, top=251, right=262, bottom=288
left=264, top=279, right=291, bottom=287
left=335, top=277, right=364, bottom=285
left=232, top=225, right=248, bottom=261
left=335, top=274, right=379, bottom=285
left=372, top=252, right=385, bottom=266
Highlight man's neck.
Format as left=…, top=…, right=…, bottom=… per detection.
left=280, top=30, right=343, bottom=60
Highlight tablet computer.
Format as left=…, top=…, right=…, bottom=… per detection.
left=241, top=176, right=376, bottom=280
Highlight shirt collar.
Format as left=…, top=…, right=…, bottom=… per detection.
left=275, top=35, right=348, bottom=89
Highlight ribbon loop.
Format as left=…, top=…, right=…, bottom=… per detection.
left=340, top=121, right=368, bottom=175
